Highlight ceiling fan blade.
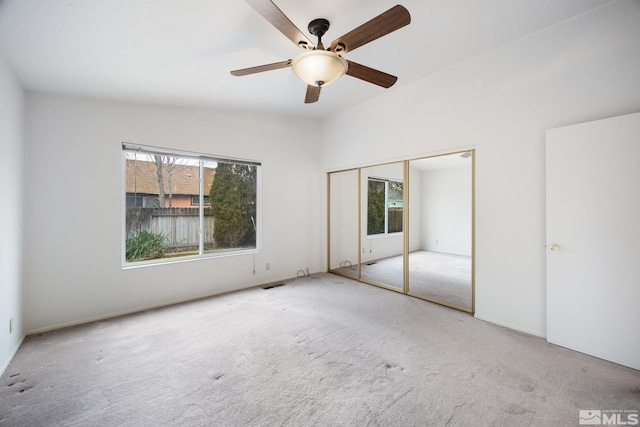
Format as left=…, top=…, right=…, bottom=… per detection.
left=230, top=60, right=292, bottom=76
left=346, top=60, right=397, bottom=88
left=330, top=5, right=410, bottom=54
left=245, top=0, right=314, bottom=50
left=304, top=85, right=321, bottom=104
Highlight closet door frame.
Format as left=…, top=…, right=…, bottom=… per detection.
left=327, top=151, right=475, bottom=314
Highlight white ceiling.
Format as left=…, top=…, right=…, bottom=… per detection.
left=0, top=0, right=613, bottom=118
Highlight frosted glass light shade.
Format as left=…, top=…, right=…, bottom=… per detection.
left=291, top=50, right=348, bottom=87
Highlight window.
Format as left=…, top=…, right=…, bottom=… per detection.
left=123, top=144, right=261, bottom=265
left=191, top=195, right=210, bottom=206
left=367, top=178, right=403, bottom=236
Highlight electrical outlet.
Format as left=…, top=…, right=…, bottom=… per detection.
left=9, top=318, right=13, bottom=334
left=265, top=263, right=270, bottom=271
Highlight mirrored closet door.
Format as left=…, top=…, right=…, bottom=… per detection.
left=328, top=151, right=474, bottom=313
left=359, top=162, right=405, bottom=291
left=328, top=169, right=360, bottom=280
left=407, top=152, right=474, bottom=312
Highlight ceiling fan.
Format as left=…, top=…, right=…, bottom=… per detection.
left=231, top=0, right=411, bottom=104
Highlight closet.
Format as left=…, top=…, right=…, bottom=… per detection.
left=328, top=151, right=474, bottom=312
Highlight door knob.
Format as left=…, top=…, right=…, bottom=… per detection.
left=550, top=244, right=559, bottom=251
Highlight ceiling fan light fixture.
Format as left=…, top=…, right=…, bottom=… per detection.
left=291, top=50, right=348, bottom=87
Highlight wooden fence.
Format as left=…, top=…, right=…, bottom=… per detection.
left=388, top=207, right=403, bottom=233
left=126, top=208, right=214, bottom=249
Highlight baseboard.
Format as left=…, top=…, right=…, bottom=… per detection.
left=474, top=314, right=547, bottom=339
left=25, top=273, right=313, bottom=336
left=0, top=334, right=25, bottom=377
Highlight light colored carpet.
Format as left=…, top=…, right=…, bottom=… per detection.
left=1, top=273, right=638, bottom=426
left=407, top=251, right=471, bottom=308
left=344, top=250, right=472, bottom=308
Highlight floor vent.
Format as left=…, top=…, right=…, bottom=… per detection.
left=262, top=283, right=285, bottom=290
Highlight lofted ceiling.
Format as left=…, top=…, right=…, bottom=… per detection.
left=0, top=0, right=613, bottom=118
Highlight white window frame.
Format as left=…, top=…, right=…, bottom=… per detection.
left=122, top=143, right=262, bottom=268
left=367, top=177, right=403, bottom=237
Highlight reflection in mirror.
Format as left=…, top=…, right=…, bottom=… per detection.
left=329, top=169, right=359, bottom=279
left=360, top=162, right=404, bottom=290
left=408, top=152, right=473, bottom=310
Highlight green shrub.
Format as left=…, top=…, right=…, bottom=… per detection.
left=126, top=229, right=166, bottom=262
left=209, top=162, right=257, bottom=248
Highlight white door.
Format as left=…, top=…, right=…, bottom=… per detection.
left=546, top=112, right=640, bottom=370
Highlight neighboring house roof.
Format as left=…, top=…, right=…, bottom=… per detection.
left=126, top=159, right=215, bottom=195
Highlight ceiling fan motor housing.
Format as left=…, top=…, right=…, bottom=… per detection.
left=308, top=18, right=330, bottom=39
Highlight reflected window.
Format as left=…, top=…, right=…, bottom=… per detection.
left=367, top=178, right=403, bottom=235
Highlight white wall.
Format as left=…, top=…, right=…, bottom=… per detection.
left=321, top=0, right=640, bottom=336
left=421, top=167, right=472, bottom=256
left=408, top=165, right=423, bottom=253
left=24, top=94, right=324, bottom=333
left=0, top=53, right=24, bottom=374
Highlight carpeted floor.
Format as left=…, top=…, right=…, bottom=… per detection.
left=339, top=250, right=472, bottom=308
left=1, top=273, right=638, bottom=426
